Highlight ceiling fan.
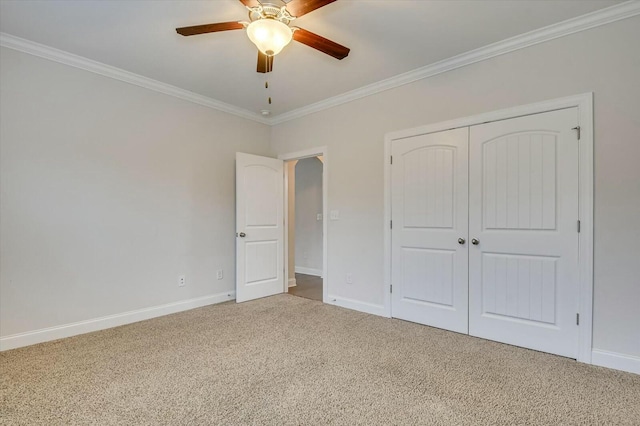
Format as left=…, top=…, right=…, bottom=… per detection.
left=176, top=0, right=350, bottom=73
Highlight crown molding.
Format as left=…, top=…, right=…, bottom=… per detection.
left=0, top=32, right=270, bottom=125
left=270, top=1, right=640, bottom=125
left=2, top=2, right=638, bottom=127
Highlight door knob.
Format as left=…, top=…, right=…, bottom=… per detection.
left=471, top=238, right=479, bottom=245
left=238, top=232, right=246, bottom=238
left=458, top=238, right=466, bottom=245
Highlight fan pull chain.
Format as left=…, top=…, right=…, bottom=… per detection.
left=266, top=79, right=272, bottom=105
left=260, top=80, right=271, bottom=117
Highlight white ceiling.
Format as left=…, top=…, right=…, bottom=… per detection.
left=0, top=0, right=622, bottom=117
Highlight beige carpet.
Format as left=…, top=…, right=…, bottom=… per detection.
left=1, top=295, right=639, bottom=425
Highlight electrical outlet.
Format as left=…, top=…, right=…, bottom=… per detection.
left=346, top=273, right=353, bottom=284
left=216, top=269, right=224, bottom=280
left=317, top=213, right=323, bottom=221
left=178, top=275, right=186, bottom=287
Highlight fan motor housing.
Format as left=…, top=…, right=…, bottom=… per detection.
left=248, top=1, right=295, bottom=24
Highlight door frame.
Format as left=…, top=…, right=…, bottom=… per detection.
left=279, top=146, right=329, bottom=303
left=383, top=93, right=594, bottom=363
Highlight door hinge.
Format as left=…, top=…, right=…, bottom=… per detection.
left=390, top=220, right=393, bottom=229
left=390, top=284, right=393, bottom=293
left=576, top=313, right=580, bottom=325
left=572, top=126, right=581, bottom=140
left=390, top=155, right=393, bottom=165
left=577, top=220, right=581, bottom=233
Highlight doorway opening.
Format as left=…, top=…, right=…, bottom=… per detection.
left=280, top=146, right=328, bottom=303
left=285, top=157, right=324, bottom=301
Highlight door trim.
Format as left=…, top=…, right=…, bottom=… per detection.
left=279, top=146, right=329, bottom=304
left=383, top=93, right=594, bottom=363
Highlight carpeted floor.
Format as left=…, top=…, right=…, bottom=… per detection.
left=1, top=295, right=639, bottom=425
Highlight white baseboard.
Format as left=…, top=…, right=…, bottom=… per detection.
left=591, top=349, right=640, bottom=375
left=327, top=295, right=389, bottom=318
left=0, top=291, right=235, bottom=351
left=288, top=278, right=297, bottom=288
left=295, top=266, right=323, bottom=277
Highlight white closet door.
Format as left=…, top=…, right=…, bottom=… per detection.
left=469, top=108, right=580, bottom=358
left=391, top=128, right=469, bottom=333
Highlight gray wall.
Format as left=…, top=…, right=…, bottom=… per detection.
left=294, top=157, right=323, bottom=274
left=270, top=17, right=640, bottom=358
left=0, top=47, right=271, bottom=336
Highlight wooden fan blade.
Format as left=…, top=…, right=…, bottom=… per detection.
left=293, top=28, right=350, bottom=60
left=238, top=0, right=261, bottom=8
left=257, top=51, right=274, bottom=73
left=286, top=0, right=336, bottom=17
left=176, top=22, right=244, bottom=36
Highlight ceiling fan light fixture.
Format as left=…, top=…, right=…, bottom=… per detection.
left=246, top=18, right=293, bottom=56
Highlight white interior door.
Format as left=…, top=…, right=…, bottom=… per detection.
left=391, top=127, right=469, bottom=333
left=468, top=108, right=580, bottom=358
left=236, top=153, right=284, bottom=303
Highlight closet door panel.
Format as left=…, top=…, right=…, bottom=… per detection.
left=469, top=108, right=580, bottom=358
left=391, top=128, right=469, bottom=333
